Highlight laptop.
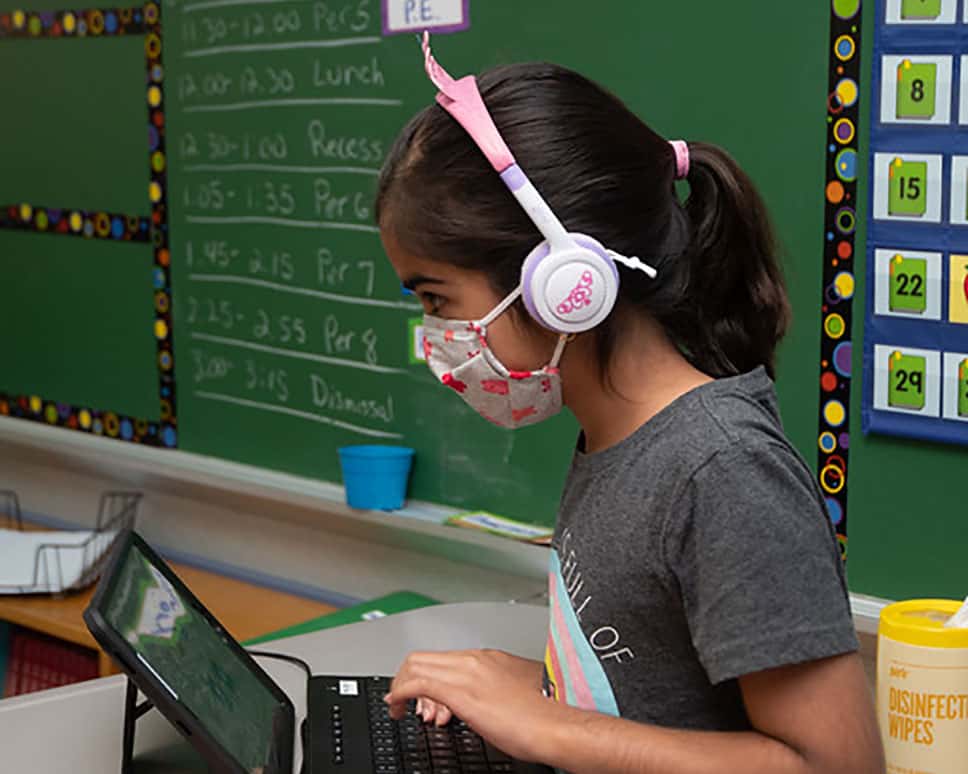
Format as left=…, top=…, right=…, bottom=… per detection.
left=84, top=530, right=552, bottom=774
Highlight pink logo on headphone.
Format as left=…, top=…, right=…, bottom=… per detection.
left=556, top=271, right=594, bottom=316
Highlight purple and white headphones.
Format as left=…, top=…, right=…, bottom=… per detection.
left=422, top=34, right=684, bottom=335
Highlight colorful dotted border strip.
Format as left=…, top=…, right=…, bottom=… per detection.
left=0, top=394, right=176, bottom=446
left=818, top=0, right=863, bottom=560
left=0, top=6, right=149, bottom=38
left=0, top=3, right=175, bottom=448
left=0, top=204, right=151, bottom=241
left=143, top=1, right=175, bottom=448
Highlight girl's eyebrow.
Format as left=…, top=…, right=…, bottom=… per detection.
left=402, top=274, right=447, bottom=291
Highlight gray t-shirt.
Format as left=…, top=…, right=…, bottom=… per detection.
left=542, top=367, right=857, bottom=731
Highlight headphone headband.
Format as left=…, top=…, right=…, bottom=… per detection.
left=419, top=33, right=657, bottom=334
left=423, top=33, right=573, bottom=250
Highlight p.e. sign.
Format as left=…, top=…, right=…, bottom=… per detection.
left=383, top=0, right=470, bottom=35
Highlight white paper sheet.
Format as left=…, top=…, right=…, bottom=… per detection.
left=0, top=529, right=115, bottom=594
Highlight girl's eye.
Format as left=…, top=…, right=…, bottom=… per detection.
left=421, top=293, right=443, bottom=314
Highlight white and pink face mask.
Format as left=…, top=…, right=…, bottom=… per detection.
left=422, top=287, right=568, bottom=429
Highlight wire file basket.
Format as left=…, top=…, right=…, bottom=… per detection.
left=0, top=491, right=141, bottom=595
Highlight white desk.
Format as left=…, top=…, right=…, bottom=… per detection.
left=0, top=602, right=548, bottom=773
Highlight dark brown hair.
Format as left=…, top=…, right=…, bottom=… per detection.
left=376, top=62, right=791, bottom=380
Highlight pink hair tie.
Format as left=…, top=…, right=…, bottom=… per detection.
left=670, top=140, right=689, bottom=180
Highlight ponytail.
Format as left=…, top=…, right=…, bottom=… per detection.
left=672, top=142, right=791, bottom=380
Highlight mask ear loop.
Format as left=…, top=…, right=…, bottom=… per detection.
left=475, top=286, right=568, bottom=374
left=547, top=333, right=569, bottom=371
left=478, top=286, right=524, bottom=328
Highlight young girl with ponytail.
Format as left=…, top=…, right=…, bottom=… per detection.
left=378, top=37, right=884, bottom=774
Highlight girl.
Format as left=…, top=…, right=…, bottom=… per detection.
left=377, top=38, right=884, bottom=774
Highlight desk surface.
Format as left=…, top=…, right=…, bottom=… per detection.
left=0, top=602, right=548, bottom=774
left=0, top=520, right=337, bottom=675
left=0, top=562, right=337, bottom=648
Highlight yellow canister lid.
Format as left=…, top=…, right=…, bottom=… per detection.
left=879, top=599, right=968, bottom=649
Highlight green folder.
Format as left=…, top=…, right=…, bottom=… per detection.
left=959, top=360, right=968, bottom=418
left=901, top=0, right=942, bottom=19
left=889, top=254, right=928, bottom=314
left=243, top=591, right=439, bottom=646
left=896, top=60, right=936, bottom=119
left=888, top=157, right=928, bottom=217
left=888, top=351, right=927, bottom=410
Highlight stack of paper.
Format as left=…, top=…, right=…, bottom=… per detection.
left=0, top=529, right=115, bottom=594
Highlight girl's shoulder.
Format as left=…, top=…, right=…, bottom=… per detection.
left=678, top=367, right=816, bottom=499
left=690, top=366, right=789, bottom=449
left=634, top=366, right=791, bottom=472
left=566, top=367, right=802, bottom=507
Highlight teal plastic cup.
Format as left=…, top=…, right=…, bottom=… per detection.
left=338, top=445, right=415, bottom=510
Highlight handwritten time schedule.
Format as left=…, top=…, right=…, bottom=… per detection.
left=169, top=0, right=419, bottom=447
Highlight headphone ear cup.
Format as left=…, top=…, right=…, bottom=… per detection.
left=520, top=234, right=620, bottom=334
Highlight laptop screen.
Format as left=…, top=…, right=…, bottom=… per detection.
left=101, top=537, right=288, bottom=773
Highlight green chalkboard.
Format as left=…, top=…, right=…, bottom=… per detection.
left=0, top=17, right=160, bottom=425
left=0, top=231, right=157, bottom=418
left=0, top=31, right=147, bottom=211
left=165, top=1, right=831, bottom=527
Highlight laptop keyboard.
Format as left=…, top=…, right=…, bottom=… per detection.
left=309, top=675, right=543, bottom=774
left=363, top=677, right=515, bottom=774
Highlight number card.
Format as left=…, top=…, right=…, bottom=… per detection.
left=874, top=344, right=941, bottom=417
left=408, top=317, right=426, bottom=364
left=890, top=254, right=928, bottom=312
left=889, top=157, right=928, bottom=216
left=885, top=0, right=956, bottom=23
left=948, top=255, right=968, bottom=324
left=902, top=0, right=942, bottom=19
left=881, top=56, right=951, bottom=125
left=941, top=352, right=968, bottom=422
left=960, top=56, right=968, bottom=124
left=874, top=249, right=942, bottom=319
left=961, top=360, right=968, bottom=418
left=949, top=157, right=968, bottom=225
left=897, top=60, right=937, bottom=118
left=889, top=351, right=927, bottom=409
left=873, top=152, right=942, bottom=222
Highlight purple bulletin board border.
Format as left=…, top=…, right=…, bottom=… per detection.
left=381, top=0, right=471, bottom=36
left=816, top=0, right=863, bottom=561
left=0, top=3, right=177, bottom=448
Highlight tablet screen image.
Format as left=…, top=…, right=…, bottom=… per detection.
left=88, top=532, right=291, bottom=774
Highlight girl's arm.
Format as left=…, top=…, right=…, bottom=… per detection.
left=544, top=651, right=883, bottom=774
left=386, top=649, right=884, bottom=774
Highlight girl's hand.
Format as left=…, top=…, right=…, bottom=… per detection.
left=415, top=696, right=452, bottom=727
left=385, top=649, right=559, bottom=762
